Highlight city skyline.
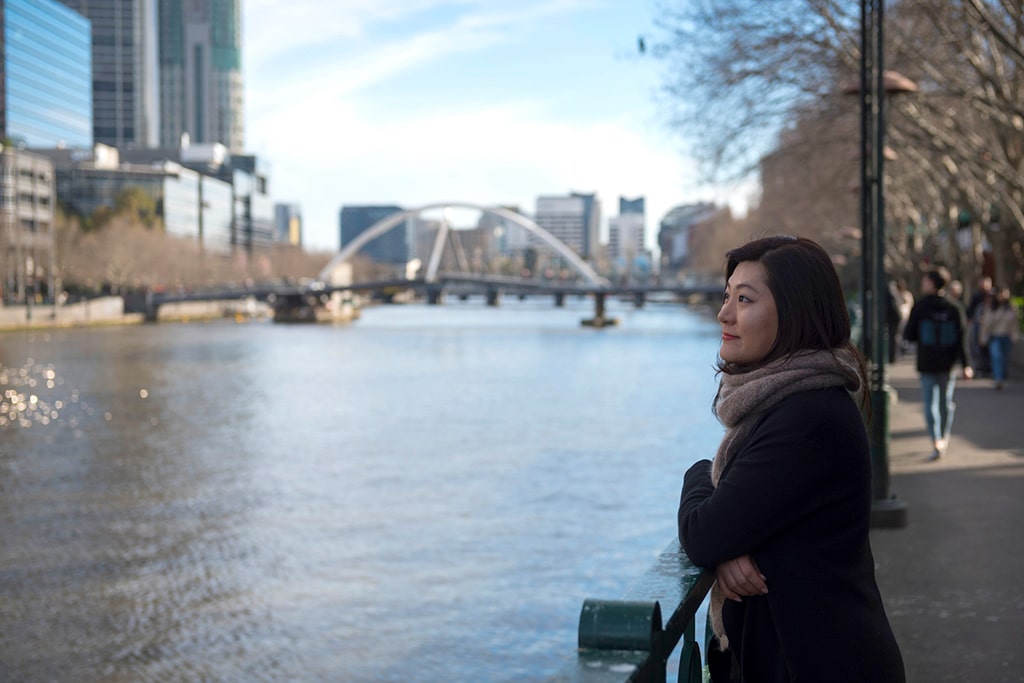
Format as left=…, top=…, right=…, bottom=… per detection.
left=242, top=0, right=754, bottom=254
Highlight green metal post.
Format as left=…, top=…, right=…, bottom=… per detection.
left=861, top=0, right=906, bottom=527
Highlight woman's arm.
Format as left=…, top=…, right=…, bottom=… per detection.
left=677, top=458, right=715, bottom=557
left=677, top=392, right=863, bottom=568
left=678, top=460, right=770, bottom=597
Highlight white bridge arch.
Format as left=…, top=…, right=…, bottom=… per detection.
left=317, top=202, right=608, bottom=287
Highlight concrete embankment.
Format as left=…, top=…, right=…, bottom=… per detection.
left=0, top=297, right=273, bottom=331
left=0, top=297, right=140, bottom=331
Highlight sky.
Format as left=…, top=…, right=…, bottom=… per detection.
left=242, top=0, right=753, bottom=254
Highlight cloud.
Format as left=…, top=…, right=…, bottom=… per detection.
left=244, top=0, right=607, bottom=117
left=244, top=0, right=596, bottom=79
left=262, top=96, right=698, bottom=251
left=244, top=0, right=469, bottom=66
left=242, top=0, right=745, bottom=254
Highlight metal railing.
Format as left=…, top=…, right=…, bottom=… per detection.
left=545, top=539, right=714, bottom=683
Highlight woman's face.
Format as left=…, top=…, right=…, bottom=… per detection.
left=718, top=260, right=779, bottom=366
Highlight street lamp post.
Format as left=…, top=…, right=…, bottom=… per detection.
left=857, top=0, right=913, bottom=528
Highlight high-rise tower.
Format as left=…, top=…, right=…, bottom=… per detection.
left=534, top=192, right=601, bottom=261
left=609, top=196, right=645, bottom=262
left=1, top=0, right=90, bottom=303
left=58, top=0, right=160, bottom=149
left=158, top=0, right=244, bottom=151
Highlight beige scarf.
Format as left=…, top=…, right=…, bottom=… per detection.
left=707, top=348, right=862, bottom=651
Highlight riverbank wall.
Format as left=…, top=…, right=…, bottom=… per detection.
left=0, top=297, right=273, bottom=331
left=0, top=297, right=139, bottom=331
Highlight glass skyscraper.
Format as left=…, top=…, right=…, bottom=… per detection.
left=1, top=0, right=92, bottom=147
left=159, top=0, right=244, bottom=151
left=56, top=0, right=243, bottom=152
left=58, top=0, right=160, bottom=149
left=341, top=205, right=408, bottom=265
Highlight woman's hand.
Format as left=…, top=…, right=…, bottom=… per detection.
left=715, top=555, right=768, bottom=602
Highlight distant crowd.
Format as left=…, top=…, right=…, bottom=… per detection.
left=890, top=274, right=1020, bottom=389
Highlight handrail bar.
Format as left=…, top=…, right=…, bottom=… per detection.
left=544, top=539, right=714, bottom=683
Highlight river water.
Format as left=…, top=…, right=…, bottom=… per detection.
left=0, top=298, right=724, bottom=682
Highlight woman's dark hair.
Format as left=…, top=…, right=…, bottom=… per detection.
left=717, top=235, right=867, bottom=390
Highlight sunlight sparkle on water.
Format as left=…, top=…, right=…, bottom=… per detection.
left=0, top=359, right=90, bottom=430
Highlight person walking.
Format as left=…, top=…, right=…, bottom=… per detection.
left=903, top=267, right=973, bottom=460
left=677, top=235, right=905, bottom=682
left=979, top=286, right=1020, bottom=390
left=886, top=281, right=904, bottom=363
left=895, top=278, right=914, bottom=357
left=966, top=275, right=994, bottom=375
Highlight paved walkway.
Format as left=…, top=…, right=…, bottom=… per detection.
left=871, top=356, right=1024, bottom=682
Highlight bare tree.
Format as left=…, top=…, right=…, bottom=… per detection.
left=653, top=0, right=857, bottom=180
left=652, top=0, right=1024, bottom=293
left=890, top=0, right=1024, bottom=290
left=687, top=208, right=748, bottom=277
left=58, top=212, right=334, bottom=296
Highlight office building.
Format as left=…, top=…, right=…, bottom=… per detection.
left=58, top=0, right=160, bottom=149
left=573, top=191, right=601, bottom=260
left=127, top=144, right=273, bottom=254
left=197, top=173, right=234, bottom=254
left=477, top=206, right=527, bottom=260
left=608, top=196, right=646, bottom=265
left=620, top=196, right=645, bottom=216
left=58, top=0, right=243, bottom=152
left=657, top=202, right=721, bottom=275
left=0, top=147, right=55, bottom=302
left=42, top=141, right=274, bottom=256
left=1, top=0, right=92, bottom=148
left=535, top=196, right=584, bottom=257
left=340, top=205, right=407, bottom=264
left=534, top=192, right=601, bottom=261
left=158, top=0, right=244, bottom=151
left=227, top=154, right=273, bottom=252
left=608, top=213, right=644, bottom=262
left=38, top=143, right=238, bottom=255
left=274, top=203, right=302, bottom=246
left=42, top=146, right=228, bottom=252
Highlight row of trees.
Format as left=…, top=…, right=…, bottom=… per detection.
left=54, top=189, right=333, bottom=298
left=654, top=0, right=1024, bottom=297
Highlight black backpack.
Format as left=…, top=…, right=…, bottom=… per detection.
left=918, top=306, right=959, bottom=348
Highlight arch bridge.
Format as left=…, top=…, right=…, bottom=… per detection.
left=317, top=201, right=608, bottom=288
left=147, top=202, right=723, bottom=325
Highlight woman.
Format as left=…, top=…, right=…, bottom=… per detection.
left=980, top=286, right=1020, bottom=390
left=677, top=236, right=904, bottom=682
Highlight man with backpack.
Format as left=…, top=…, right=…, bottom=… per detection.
left=903, top=267, right=974, bottom=461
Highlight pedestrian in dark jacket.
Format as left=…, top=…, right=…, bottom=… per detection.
left=678, top=235, right=905, bottom=682
left=902, top=267, right=973, bottom=460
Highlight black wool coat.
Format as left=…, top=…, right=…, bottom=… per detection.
left=678, top=387, right=905, bottom=683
